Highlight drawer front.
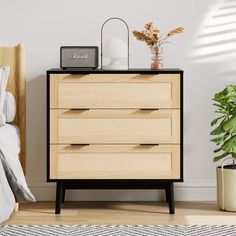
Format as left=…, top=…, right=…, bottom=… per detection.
left=50, top=109, right=180, bottom=144
left=50, top=145, right=180, bottom=179
left=50, top=74, right=180, bottom=109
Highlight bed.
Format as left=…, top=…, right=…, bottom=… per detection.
left=0, top=44, right=35, bottom=223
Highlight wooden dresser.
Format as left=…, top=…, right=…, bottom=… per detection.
left=47, top=68, right=183, bottom=214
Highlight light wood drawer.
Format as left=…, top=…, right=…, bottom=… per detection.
left=50, top=109, right=180, bottom=144
left=50, top=74, right=180, bottom=109
left=50, top=144, right=180, bottom=179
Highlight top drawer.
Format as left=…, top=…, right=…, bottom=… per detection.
left=50, top=74, right=180, bottom=109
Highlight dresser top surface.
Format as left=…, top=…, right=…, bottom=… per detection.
left=47, top=68, right=183, bottom=74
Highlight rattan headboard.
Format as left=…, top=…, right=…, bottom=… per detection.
left=0, top=44, right=26, bottom=173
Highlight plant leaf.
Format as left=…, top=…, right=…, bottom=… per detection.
left=211, top=115, right=225, bottom=126
left=210, top=133, right=231, bottom=145
left=213, top=103, right=225, bottom=109
left=213, top=152, right=230, bottom=162
left=223, top=116, right=236, bottom=133
left=210, top=126, right=224, bottom=135
left=213, top=85, right=236, bottom=105
left=214, top=148, right=222, bottom=153
left=215, top=110, right=227, bottom=114
left=220, top=117, right=227, bottom=126
left=210, top=136, right=224, bottom=144
left=221, top=135, right=236, bottom=154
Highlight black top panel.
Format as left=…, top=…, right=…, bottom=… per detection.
left=47, top=68, right=183, bottom=74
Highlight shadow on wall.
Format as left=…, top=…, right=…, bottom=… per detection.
left=189, top=0, right=236, bottom=63
left=26, top=75, right=47, bottom=181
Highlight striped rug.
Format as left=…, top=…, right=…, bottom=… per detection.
left=1, top=225, right=236, bottom=236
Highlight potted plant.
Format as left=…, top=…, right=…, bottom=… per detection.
left=211, top=85, right=236, bottom=211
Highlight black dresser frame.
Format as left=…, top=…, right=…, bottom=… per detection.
left=47, top=68, right=184, bottom=214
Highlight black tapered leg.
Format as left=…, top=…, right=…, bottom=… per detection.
left=62, top=187, right=66, bottom=203
left=55, top=181, right=63, bottom=214
left=167, top=182, right=175, bottom=214
left=165, top=187, right=170, bottom=203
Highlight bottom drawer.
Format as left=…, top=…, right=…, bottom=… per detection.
left=50, top=145, right=180, bottom=180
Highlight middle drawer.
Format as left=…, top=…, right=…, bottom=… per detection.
left=50, top=109, right=180, bottom=144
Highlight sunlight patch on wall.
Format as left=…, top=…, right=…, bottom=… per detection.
left=189, top=0, right=236, bottom=63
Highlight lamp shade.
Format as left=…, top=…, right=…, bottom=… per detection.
left=103, top=38, right=128, bottom=58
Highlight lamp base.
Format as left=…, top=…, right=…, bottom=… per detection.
left=102, top=65, right=128, bottom=70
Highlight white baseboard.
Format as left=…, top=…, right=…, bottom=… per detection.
left=28, top=180, right=217, bottom=201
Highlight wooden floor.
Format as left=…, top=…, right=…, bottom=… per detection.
left=6, top=202, right=236, bottom=225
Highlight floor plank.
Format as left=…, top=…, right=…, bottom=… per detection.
left=5, top=202, right=236, bottom=225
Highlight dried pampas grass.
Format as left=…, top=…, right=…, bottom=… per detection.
left=133, top=22, right=184, bottom=48
left=133, top=31, right=153, bottom=46
left=167, top=27, right=184, bottom=37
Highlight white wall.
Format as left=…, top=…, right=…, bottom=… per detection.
left=1, top=0, right=236, bottom=201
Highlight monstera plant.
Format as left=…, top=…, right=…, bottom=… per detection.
left=211, top=85, right=236, bottom=211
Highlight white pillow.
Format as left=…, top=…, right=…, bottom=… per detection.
left=3, top=92, right=16, bottom=123
left=0, top=67, right=10, bottom=126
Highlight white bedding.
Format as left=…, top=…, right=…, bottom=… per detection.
left=0, top=124, right=35, bottom=224
left=0, top=124, right=20, bottom=155
left=0, top=125, right=19, bottom=223
left=0, top=160, right=15, bottom=224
